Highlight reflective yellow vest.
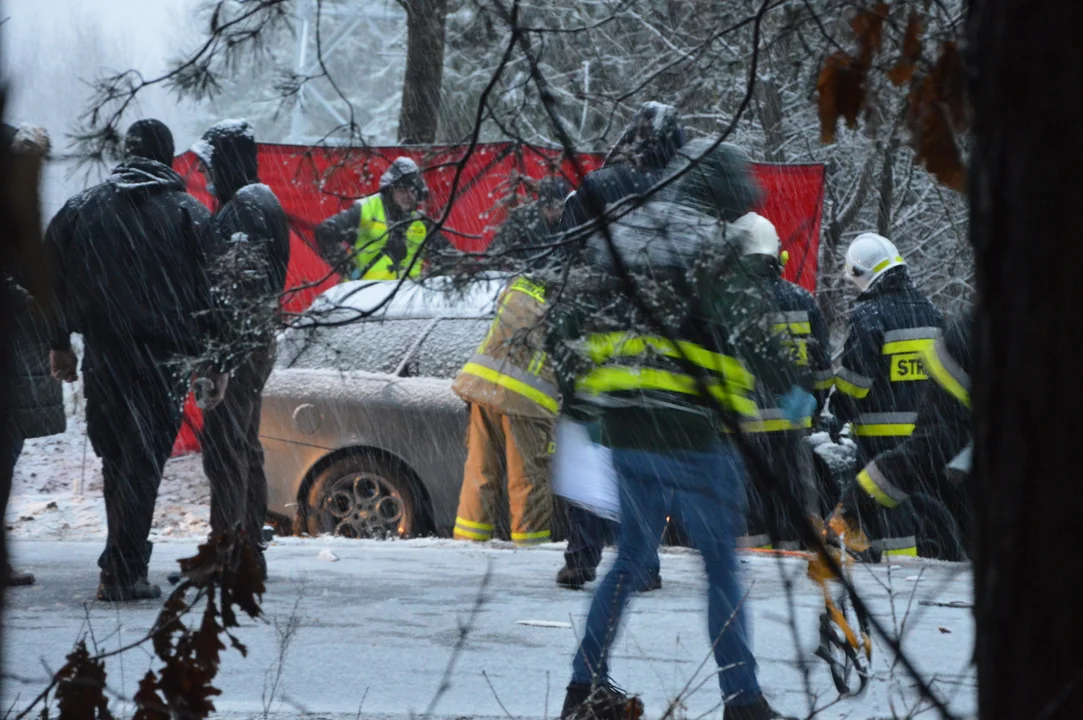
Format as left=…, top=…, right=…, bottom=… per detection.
left=352, top=194, right=428, bottom=281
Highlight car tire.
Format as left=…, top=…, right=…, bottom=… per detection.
left=305, top=453, right=424, bottom=539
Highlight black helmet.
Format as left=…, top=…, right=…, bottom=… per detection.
left=380, top=156, right=428, bottom=199
left=604, top=101, right=686, bottom=171
left=662, top=137, right=762, bottom=222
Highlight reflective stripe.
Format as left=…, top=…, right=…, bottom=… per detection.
left=461, top=356, right=560, bottom=415
left=511, top=530, right=551, bottom=546
left=583, top=333, right=755, bottom=391
left=775, top=540, right=803, bottom=551
left=835, top=366, right=873, bottom=398
left=455, top=517, right=494, bottom=531
left=736, top=408, right=813, bottom=433
left=812, top=368, right=834, bottom=390
left=883, top=546, right=918, bottom=557
left=923, top=337, right=971, bottom=408
left=856, top=462, right=909, bottom=508
left=577, top=367, right=760, bottom=417
left=853, top=412, right=918, bottom=437
left=772, top=321, right=812, bottom=335
left=883, top=327, right=942, bottom=343
left=508, top=276, right=547, bottom=304
left=871, top=256, right=905, bottom=273
left=882, top=327, right=940, bottom=355
left=873, top=535, right=918, bottom=556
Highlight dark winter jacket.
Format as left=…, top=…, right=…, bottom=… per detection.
left=742, top=255, right=833, bottom=422
left=487, top=201, right=562, bottom=272
left=194, top=120, right=291, bottom=365
left=546, top=140, right=791, bottom=452
left=847, top=311, right=972, bottom=514
left=6, top=280, right=65, bottom=439
left=832, top=265, right=945, bottom=463
left=559, top=103, right=687, bottom=258
left=43, top=158, right=218, bottom=360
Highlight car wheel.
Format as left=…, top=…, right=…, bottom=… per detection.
left=305, top=454, right=422, bottom=539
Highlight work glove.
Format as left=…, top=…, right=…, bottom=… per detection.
left=779, top=385, right=816, bottom=425
left=193, top=371, right=230, bottom=411
left=49, top=348, right=78, bottom=383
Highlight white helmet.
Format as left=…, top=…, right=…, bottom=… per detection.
left=845, top=232, right=905, bottom=292
left=730, top=212, right=781, bottom=257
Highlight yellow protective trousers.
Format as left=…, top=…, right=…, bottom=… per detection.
left=454, top=403, right=554, bottom=546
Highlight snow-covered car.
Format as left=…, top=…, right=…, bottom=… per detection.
left=261, top=277, right=509, bottom=538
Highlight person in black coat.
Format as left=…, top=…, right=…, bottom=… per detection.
left=837, top=311, right=973, bottom=560
left=191, top=119, right=289, bottom=576
left=2, top=123, right=64, bottom=588
left=45, top=119, right=225, bottom=601
left=830, top=232, right=944, bottom=560
left=555, top=102, right=686, bottom=591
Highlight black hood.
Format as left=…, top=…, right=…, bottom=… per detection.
left=193, top=119, right=259, bottom=204
left=740, top=253, right=782, bottom=278
left=107, top=157, right=186, bottom=199
left=604, top=102, right=686, bottom=171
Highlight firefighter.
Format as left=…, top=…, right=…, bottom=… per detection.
left=451, top=274, right=560, bottom=547
left=313, top=157, right=433, bottom=280
left=733, top=213, right=830, bottom=550
left=831, top=233, right=944, bottom=560
left=833, top=311, right=973, bottom=560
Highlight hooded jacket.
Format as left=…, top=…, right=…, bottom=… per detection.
left=559, top=103, right=686, bottom=255
left=546, top=140, right=793, bottom=452
left=832, top=265, right=945, bottom=463
left=194, top=121, right=290, bottom=361
left=44, top=157, right=217, bottom=360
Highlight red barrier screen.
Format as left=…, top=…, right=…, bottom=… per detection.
left=172, top=142, right=824, bottom=455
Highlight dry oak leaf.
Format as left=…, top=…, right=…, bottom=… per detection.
left=817, top=51, right=868, bottom=144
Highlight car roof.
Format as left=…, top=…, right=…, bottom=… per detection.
left=298, top=274, right=508, bottom=326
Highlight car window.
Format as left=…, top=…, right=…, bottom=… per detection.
left=407, top=318, right=492, bottom=379
left=277, top=318, right=437, bottom=374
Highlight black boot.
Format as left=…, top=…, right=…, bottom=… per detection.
left=722, top=696, right=796, bottom=720
left=638, top=572, right=662, bottom=593
left=5, top=564, right=35, bottom=587
left=557, top=564, right=597, bottom=590
left=97, top=575, right=162, bottom=602
left=561, top=682, right=644, bottom=720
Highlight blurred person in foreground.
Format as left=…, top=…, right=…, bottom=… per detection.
left=1, top=123, right=63, bottom=587
left=829, top=233, right=944, bottom=560
left=190, top=119, right=290, bottom=580
left=44, top=119, right=226, bottom=601
left=554, top=101, right=686, bottom=591
left=551, top=138, right=806, bottom=720
left=733, top=212, right=830, bottom=551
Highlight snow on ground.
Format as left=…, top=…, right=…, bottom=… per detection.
left=7, top=373, right=211, bottom=545
left=3, top=540, right=976, bottom=719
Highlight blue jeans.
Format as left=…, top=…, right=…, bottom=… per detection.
left=571, top=442, right=761, bottom=706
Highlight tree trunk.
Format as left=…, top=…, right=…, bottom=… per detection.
left=969, top=1, right=1083, bottom=717
left=756, top=78, right=786, bottom=163
left=876, top=139, right=897, bottom=237
left=397, top=0, right=448, bottom=144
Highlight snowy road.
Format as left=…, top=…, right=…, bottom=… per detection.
left=3, top=539, right=975, bottom=719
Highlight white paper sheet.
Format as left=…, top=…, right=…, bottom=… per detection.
left=551, top=419, right=621, bottom=521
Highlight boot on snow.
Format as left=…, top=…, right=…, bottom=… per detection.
left=722, top=696, right=796, bottom=720
left=5, top=564, right=35, bottom=587
left=97, top=575, right=162, bottom=602
left=561, top=681, right=644, bottom=720
left=557, top=564, right=597, bottom=590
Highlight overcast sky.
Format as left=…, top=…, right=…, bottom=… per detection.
left=3, top=0, right=203, bottom=213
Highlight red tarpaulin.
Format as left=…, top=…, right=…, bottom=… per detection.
left=171, top=142, right=825, bottom=455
